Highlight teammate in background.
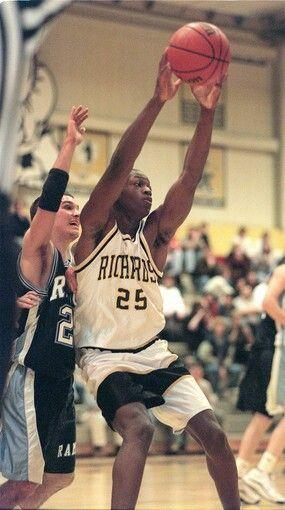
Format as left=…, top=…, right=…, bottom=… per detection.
left=74, top=56, right=239, bottom=510
left=0, top=106, right=88, bottom=510
left=237, top=265, right=285, bottom=505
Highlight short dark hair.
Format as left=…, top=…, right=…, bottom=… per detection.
left=30, top=192, right=74, bottom=220
left=130, top=169, right=148, bottom=180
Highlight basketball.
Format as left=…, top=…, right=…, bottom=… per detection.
left=166, top=22, right=231, bottom=85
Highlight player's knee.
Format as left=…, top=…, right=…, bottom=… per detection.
left=45, top=473, right=74, bottom=491
left=133, top=419, right=155, bottom=446
left=61, top=472, right=74, bottom=488
left=122, top=411, right=154, bottom=446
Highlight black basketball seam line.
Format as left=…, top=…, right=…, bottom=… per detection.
left=184, top=25, right=216, bottom=57
left=169, top=44, right=230, bottom=64
left=196, top=51, right=221, bottom=84
left=202, top=29, right=223, bottom=84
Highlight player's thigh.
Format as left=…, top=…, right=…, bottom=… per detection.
left=113, top=402, right=154, bottom=442
left=152, top=375, right=212, bottom=434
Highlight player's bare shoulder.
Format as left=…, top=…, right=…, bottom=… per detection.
left=74, top=216, right=116, bottom=265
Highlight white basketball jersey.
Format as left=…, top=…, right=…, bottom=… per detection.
left=74, top=222, right=165, bottom=350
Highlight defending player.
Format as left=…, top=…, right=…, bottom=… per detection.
left=0, top=106, right=87, bottom=509
left=74, top=55, right=239, bottom=510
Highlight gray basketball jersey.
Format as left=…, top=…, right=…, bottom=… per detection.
left=74, top=222, right=165, bottom=350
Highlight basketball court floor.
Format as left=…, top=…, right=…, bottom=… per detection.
left=42, top=455, right=285, bottom=509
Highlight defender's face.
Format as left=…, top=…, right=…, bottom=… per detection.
left=118, top=174, right=152, bottom=218
left=54, top=196, right=80, bottom=240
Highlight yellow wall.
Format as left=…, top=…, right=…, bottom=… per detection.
left=177, top=221, right=285, bottom=256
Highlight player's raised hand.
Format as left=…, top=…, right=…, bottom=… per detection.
left=154, top=53, right=182, bottom=102
left=67, top=105, right=88, bottom=145
left=190, top=75, right=227, bottom=110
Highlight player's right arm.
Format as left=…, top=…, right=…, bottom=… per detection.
left=76, top=55, right=181, bottom=262
left=263, top=265, right=285, bottom=326
left=20, top=106, right=88, bottom=287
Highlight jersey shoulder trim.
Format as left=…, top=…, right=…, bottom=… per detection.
left=140, top=231, right=163, bottom=278
left=74, top=224, right=118, bottom=273
left=17, top=248, right=59, bottom=296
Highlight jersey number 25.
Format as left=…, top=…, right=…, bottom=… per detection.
left=116, top=288, right=147, bottom=310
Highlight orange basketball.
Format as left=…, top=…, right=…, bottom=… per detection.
left=166, top=22, right=231, bottom=85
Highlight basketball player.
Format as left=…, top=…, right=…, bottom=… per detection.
left=74, top=56, right=239, bottom=510
left=237, top=265, right=285, bottom=505
left=0, top=105, right=88, bottom=510
left=0, top=0, right=72, bottom=404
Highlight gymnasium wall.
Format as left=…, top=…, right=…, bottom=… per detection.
left=22, top=12, right=278, bottom=231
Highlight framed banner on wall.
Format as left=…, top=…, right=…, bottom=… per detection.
left=60, top=129, right=108, bottom=190
left=181, top=144, right=226, bottom=207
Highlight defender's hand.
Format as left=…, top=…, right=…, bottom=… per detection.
left=17, top=291, right=42, bottom=309
left=154, top=53, right=182, bottom=103
left=66, top=105, right=89, bottom=145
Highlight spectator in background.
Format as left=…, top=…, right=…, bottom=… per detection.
left=228, top=312, right=254, bottom=367
left=185, top=300, right=210, bottom=354
left=257, top=231, right=272, bottom=258
left=233, top=226, right=254, bottom=257
left=183, top=227, right=204, bottom=273
left=192, top=246, right=219, bottom=293
left=227, top=245, right=251, bottom=288
left=164, top=237, right=184, bottom=288
left=217, top=293, right=235, bottom=318
left=198, top=222, right=211, bottom=248
left=9, top=200, right=30, bottom=246
left=197, top=316, right=242, bottom=394
left=253, top=232, right=273, bottom=281
left=246, top=270, right=259, bottom=290
left=159, top=274, right=187, bottom=343
left=233, top=284, right=262, bottom=330
left=185, top=293, right=218, bottom=353
left=204, top=263, right=234, bottom=299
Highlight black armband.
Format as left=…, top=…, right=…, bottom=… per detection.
left=38, top=169, right=69, bottom=212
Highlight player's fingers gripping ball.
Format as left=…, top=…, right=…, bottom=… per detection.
left=166, top=22, right=231, bottom=85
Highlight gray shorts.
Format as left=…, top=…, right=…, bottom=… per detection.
left=0, top=364, right=75, bottom=484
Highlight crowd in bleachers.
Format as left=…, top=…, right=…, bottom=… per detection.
left=160, top=223, right=280, bottom=397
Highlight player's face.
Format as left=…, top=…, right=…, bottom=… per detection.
left=54, top=196, right=80, bottom=240
left=119, top=174, right=152, bottom=219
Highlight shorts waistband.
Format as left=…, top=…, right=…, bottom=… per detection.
left=81, top=336, right=159, bottom=354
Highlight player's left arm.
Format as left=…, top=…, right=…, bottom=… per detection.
left=153, top=80, right=224, bottom=244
